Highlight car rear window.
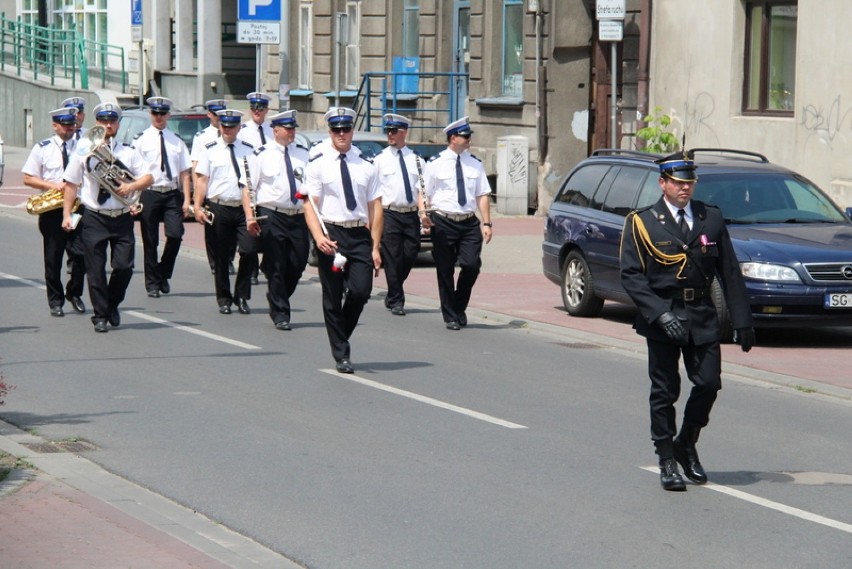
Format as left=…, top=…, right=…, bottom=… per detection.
left=556, top=164, right=610, bottom=206
left=601, top=166, right=649, bottom=216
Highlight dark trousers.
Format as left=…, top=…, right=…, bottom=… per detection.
left=430, top=215, right=483, bottom=323
left=380, top=210, right=420, bottom=309
left=208, top=201, right=257, bottom=306
left=140, top=190, right=184, bottom=292
left=257, top=207, right=309, bottom=324
left=80, top=208, right=135, bottom=322
left=39, top=208, right=85, bottom=308
left=647, top=338, right=722, bottom=456
left=317, top=225, right=374, bottom=361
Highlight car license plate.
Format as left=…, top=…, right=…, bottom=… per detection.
left=824, top=293, right=852, bottom=308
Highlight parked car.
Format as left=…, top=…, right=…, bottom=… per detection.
left=542, top=148, right=852, bottom=339
left=115, top=106, right=209, bottom=152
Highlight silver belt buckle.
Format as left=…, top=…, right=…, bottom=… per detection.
left=683, top=288, right=695, bottom=301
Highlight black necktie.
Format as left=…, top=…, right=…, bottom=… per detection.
left=284, top=147, right=297, bottom=204
left=399, top=150, right=413, bottom=203
left=677, top=209, right=688, bottom=236
left=61, top=142, right=68, bottom=169
left=339, top=153, right=357, bottom=211
left=259, top=125, right=266, bottom=145
left=455, top=155, right=467, bottom=206
left=160, top=131, right=173, bottom=181
left=228, top=143, right=241, bottom=184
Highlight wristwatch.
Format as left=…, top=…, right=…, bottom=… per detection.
left=482, top=222, right=493, bottom=227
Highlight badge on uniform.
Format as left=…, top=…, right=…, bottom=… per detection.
left=699, top=234, right=716, bottom=254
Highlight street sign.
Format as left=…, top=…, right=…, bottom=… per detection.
left=237, top=21, right=281, bottom=45
left=596, top=0, right=625, bottom=20
left=598, top=20, right=623, bottom=42
left=238, top=0, right=281, bottom=21
left=131, top=0, right=143, bottom=26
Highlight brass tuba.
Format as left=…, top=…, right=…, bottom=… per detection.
left=26, top=187, right=80, bottom=215
left=77, top=126, right=143, bottom=213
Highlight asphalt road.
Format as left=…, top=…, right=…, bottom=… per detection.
left=1, top=211, right=852, bottom=568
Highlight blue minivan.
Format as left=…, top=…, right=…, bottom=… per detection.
left=542, top=149, right=852, bottom=339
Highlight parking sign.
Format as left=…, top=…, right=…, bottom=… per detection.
left=238, top=0, right=281, bottom=21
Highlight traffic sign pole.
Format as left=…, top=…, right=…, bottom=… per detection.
left=596, top=0, right=625, bottom=149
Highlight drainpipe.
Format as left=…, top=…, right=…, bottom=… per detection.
left=636, top=0, right=652, bottom=148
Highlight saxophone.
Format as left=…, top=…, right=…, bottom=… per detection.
left=26, top=188, right=80, bottom=216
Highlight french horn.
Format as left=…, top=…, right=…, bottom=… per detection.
left=76, top=126, right=143, bottom=214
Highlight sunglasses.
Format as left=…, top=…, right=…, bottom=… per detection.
left=331, top=126, right=353, bottom=134
left=384, top=128, right=401, bottom=135
left=151, top=110, right=169, bottom=116
left=220, top=123, right=239, bottom=129
left=456, top=132, right=472, bottom=139
left=250, top=104, right=268, bottom=111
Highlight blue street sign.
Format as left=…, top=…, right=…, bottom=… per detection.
left=238, top=0, right=281, bottom=21
left=131, top=0, right=142, bottom=26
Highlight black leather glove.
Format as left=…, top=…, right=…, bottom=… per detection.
left=735, top=327, right=756, bottom=352
left=656, top=311, right=688, bottom=344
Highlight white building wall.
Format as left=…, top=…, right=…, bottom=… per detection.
left=649, top=0, right=852, bottom=209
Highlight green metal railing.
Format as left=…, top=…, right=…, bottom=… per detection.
left=0, top=13, right=126, bottom=91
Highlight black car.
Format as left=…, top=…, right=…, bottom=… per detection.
left=542, top=149, right=852, bottom=338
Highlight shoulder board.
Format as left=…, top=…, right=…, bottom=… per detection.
left=411, top=150, right=422, bottom=158
left=122, top=142, right=132, bottom=148
left=253, top=146, right=266, bottom=156
left=132, top=131, right=144, bottom=140
left=296, top=144, right=309, bottom=151
left=240, top=123, right=247, bottom=129
left=194, top=130, right=203, bottom=137
left=309, top=153, right=323, bottom=162
left=428, top=154, right=440, bottom=162
left=634, top=205, right=654, bottom=214
left=358, top=152, right=374, bottom=164
left=205, top=141, right=217, bottom=149
left=703, top=202, right=720, bottom=210
left=240, top=141, right=254, bottom=149
left=469, top=154, right=482, bottom=162
left=39, top=139, right=51, bottom=147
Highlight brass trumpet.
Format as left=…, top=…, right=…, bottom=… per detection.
left=77, top=126, right=143, bottom=214
left=27, top=187, right=80, bottom=216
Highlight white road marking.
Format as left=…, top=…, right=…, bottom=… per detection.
left=320, top=369, right=528, bottom=429
left=128, top=311, right=261, bottom=350
left=640, top=466, right=852, bottom=534
left=0, top=272, right=45, bottom=289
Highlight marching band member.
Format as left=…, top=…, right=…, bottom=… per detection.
left=248, top=110, right=310, bottom=331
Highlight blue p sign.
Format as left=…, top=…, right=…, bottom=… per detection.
left=238, top=0, right=280, bottom=20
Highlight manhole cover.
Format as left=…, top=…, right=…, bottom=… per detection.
left=21, top=440, right=98, bottom=454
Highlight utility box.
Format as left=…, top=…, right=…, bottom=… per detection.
left=496, top=135, right=530, bottom=214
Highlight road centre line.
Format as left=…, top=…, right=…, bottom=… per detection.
left=320, top=369, right=528, bottom=429
left=0, top=271, right=45, bottom=289
left=128, top=311, right=261, bottom=350
left=640, top=466, right=852, bottom=534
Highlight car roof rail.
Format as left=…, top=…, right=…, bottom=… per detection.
left=690, top=148, right=769, bottom=163
left=590, top=149, right=660, bottom=160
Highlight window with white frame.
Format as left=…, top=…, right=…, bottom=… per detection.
left=744, top=0, right=797, bottom=114
left=343, top=0, right=361, bottom=91
left=51, top=0, right=108, bottom=45
left=402, top=0, right=420, bottom=58
left=18, top=0, right=39, bottom=27
left=298, top=1, right=313, bottom=89
left=502, top=0, right=524, bottom=97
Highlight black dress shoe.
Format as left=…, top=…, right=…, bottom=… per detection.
left=66, top=295, right=86, bottom=313
left=391, top=306, right=406, bottom=316
left=458, top=312, right=468, bottom=327
left=93, top=321, right=108, bottom=333
left=147, top=289, right=160, bottom=298
left=219, top=304, right=232, bottom=314
left=159, top=279, right=170, bottom=294
left=659, top=457, right=687, bottom=491
left=50, top=306, right=64, bottom=317
left=236, top=298, right=251, bottom=314
left=446, top=320, right=461, bottom=331
left=336, top=359, right=354, bottom=374
left=274, top=321, right=292, bottom=331
left=673, top=440, right=708, bottom=484
left=109, top=308, right=120, bottom=327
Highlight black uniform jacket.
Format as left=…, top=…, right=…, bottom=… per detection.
left=620, top=197, right=754, bottom=345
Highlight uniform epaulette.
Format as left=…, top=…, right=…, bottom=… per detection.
left=240, top=141, right=254, bottom=149
left=470, top=154, right=482, bottom=162
left=38, top=139, right=51, bottom=147
left=309, top=153, right=323, bottom=162
left=132, top=131, right=144, bottom=140
left=428, top=154, right=440, bottom=162
left=205, top=140, right=217, bottom=149
left=296, top=144, right=309, bottom=151
left=635, top=204, right=654, bottom=213
left=253, top=146, right=266, bottom=156
left=194, top=130, right=203, bottom=137
left=122, top=142, right=132, bottom=147
left=358, top=152, right=374, bottom=164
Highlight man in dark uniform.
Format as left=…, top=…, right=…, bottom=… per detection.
left=62, top=103, right=153, bottom=333
left=620, top=150, right=755, bottom=491
left=302, top=107, right=383, bottom=374
left=22, top=107, right=86, bottom=317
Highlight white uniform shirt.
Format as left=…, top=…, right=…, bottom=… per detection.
left=190, top=125, right=218, bottom=164
left=374, top=145, right=422, bottom=208
left=64, top=140, right=147, bottom=210
left=238, top=121, right=274, bottom=149
left=195, top=138, right=255, bottom=202
left=302, top=145, right=380, bottom=223
left=252, top=142, right=310, bottom=210
left=22, top=135, right=76, bottom=184
left=423, top=148, right=490, bottom=214
left=133, top=126, right=191, bottom=188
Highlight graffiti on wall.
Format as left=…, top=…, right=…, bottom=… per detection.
left=508, top=145, right=527, bottom=184
left=801, top=96, right=852, bottom=147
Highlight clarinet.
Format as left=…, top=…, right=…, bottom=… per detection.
left=242, top=156, right=267, bottom=222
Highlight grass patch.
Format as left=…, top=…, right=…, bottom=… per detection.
left=794, top=385, right=817, bottom=394
left=0, top=451, right=33, bottom=483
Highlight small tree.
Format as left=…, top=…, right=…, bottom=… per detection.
left=636, top=106, right=679, bottom=154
